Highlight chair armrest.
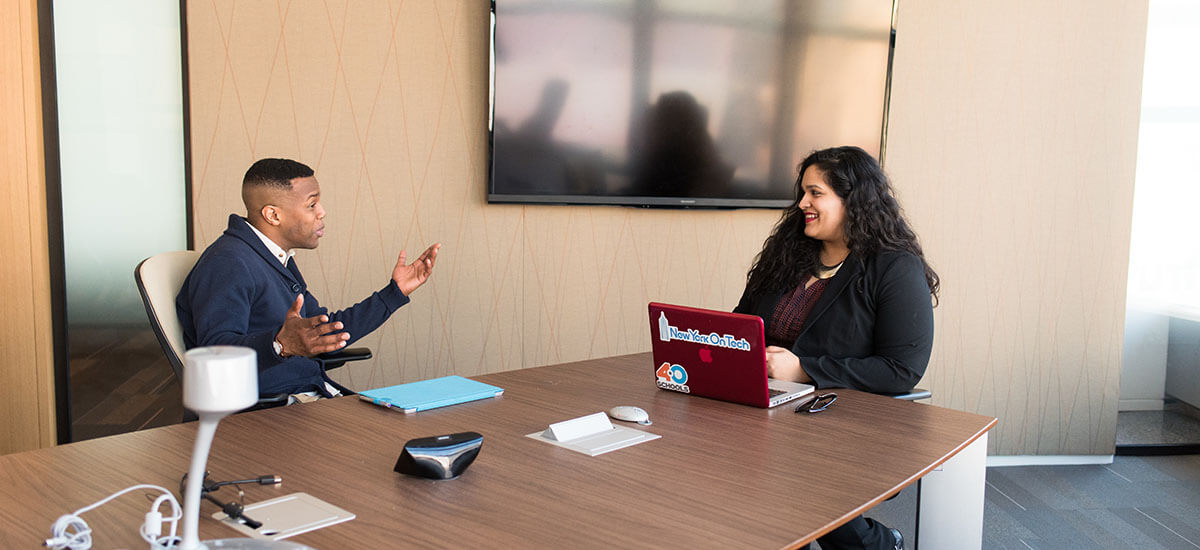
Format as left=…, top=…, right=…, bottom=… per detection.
left=257, top=393, right=290, bottom=406
left=316, top=347, right=373, bottom=371
left=887, top=388, right=932, bottom=401
left=184, top=393, right=290, bottom=420
left=244, top=393, right=290, bottom=412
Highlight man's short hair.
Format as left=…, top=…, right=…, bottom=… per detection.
left=243, top=158, right=314, bottom=189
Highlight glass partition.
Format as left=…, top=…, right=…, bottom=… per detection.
left=53, top=0, right=187, bottom=440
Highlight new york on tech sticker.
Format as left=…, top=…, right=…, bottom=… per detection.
left=657, top=311, right=751, bottom=351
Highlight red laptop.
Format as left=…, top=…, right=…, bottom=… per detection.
left=648, top=302, right=814, bottom=408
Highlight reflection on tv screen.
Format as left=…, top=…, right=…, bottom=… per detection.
left=489, top=0, right=894, bottom=208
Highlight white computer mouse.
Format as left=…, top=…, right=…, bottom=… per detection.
left=608, top=406, right=651, bottom=426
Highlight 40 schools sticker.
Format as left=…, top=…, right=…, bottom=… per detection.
left=655, top=362, right=690, bottom=393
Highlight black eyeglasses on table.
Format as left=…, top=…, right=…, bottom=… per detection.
left=794, top=392, right=837, bottom=413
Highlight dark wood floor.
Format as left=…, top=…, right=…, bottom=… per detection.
left=68, top=325, right=184, bottom=442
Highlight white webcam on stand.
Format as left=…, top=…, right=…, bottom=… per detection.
left=180, top=346, right=310, bottom=550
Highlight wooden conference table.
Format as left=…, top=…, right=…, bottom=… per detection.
left=0, top=353, right=995, bottom=549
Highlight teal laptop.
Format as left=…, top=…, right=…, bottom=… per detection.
left=358, top=376, right=503, bottom=413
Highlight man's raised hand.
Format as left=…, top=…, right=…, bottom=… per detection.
left=392, top=243, right=441, bottom=295
left=275, top=294, right=349, bottom=357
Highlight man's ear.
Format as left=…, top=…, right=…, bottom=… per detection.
left=260, top=204, right=282, bottom=226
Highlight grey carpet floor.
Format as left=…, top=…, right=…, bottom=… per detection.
left=980, top=455, right=1200, bottom=549
left=861, top=455, right=1200, bottom=550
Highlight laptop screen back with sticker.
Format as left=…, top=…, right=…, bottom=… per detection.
left=648, top=302, right=813, bottom=408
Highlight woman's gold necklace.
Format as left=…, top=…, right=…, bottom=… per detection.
left=816, top=260, right=844, bottom=279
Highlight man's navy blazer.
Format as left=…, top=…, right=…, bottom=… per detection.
left=734, top=250, right=933, bottom=394
left=177, top=214, right=409, bottom=395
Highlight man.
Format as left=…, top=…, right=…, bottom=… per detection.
left=177, top=158, right=439, bottom=399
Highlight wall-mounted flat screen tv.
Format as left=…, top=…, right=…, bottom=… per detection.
left=488, top=0, right=895, bottom=208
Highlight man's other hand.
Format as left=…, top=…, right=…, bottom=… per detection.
left=275, top=294, right=349, bottom=357
left=392, top=243, right=441, bottom=295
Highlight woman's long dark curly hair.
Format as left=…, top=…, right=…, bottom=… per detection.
left=745, top=146, right=939, bottom=302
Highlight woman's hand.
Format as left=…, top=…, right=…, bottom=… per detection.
left=765, top=346, right=812, bottom=383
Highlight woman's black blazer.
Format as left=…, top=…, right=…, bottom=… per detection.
left=734, top=250, right=934, bottom=394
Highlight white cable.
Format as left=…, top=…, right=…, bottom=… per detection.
left=143, top=492, right=183, bottom=550
left=45, top=484, right=182, bottom=550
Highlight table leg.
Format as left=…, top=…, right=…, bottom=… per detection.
left=916, top=433, right=988, bottom=550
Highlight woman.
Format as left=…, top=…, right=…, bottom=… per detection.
left=735, top=146, right=939, bottom=550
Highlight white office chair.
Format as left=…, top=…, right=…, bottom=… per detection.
left=135, top=250, right=201, bottom=392
left=136, top=251, right=222, bottom=421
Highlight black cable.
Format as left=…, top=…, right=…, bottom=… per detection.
left=202, top=493, right=262, bottom=529
left=179, top=472, right=280, bottom=531
left=208, top=475, right=281, bottom=489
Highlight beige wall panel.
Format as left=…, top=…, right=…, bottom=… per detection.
left=520, top=206, right=773, bottom=367
left=886, top=0, right=1147, bottom=454
left=0, top=0, right=56, bottom=454
left=189, top=0, right=524, bottom=390
left=189, top=0, right=1148, bottom=455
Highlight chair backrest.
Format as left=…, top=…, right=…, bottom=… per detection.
left=134, top=250, right=201, bottom=382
